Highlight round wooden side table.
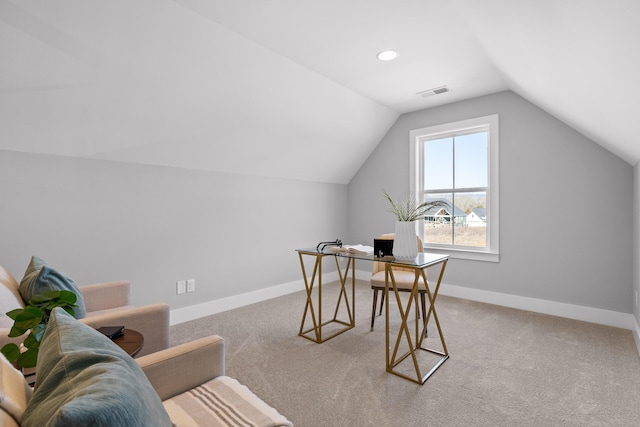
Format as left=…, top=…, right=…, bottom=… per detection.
left=113, top=329, right=144, bottom=357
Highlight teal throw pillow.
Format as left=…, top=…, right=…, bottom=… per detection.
left=19, top=256, right=86, bottom=318
left=22, top=308, right=172, bottom=427
left=19, top=255, right=47, bottom=289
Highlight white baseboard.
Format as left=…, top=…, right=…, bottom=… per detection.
left=171, top=269, right=640, bottom=355
left=171, top=271, right=348, bottom=325
left=438, top=282, right=635, bottom=329
left=170, top=280, right=302, bottom=325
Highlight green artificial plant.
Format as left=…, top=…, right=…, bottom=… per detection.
left=382, top=190, right=448, bottom=222
left=1, top=289, right=77, bottom=368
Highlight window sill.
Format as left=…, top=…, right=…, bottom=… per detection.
left=423, top=246, right=499, bottom=263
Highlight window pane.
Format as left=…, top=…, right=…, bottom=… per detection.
left=423, top=193, right=453, bottom=245
left=453, top=192, right=487, bottom=247
left=455, top=132, right=487, bottom=189
left=424, top=137, right=453, bottom=190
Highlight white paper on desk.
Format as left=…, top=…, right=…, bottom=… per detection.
left=329, top=244, right=374, bottom=255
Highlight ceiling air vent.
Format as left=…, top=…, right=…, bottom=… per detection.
left=417, top=86, right=449, bottom=98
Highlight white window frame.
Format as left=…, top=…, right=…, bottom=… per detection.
left=409, top=114, right=499, bottom=262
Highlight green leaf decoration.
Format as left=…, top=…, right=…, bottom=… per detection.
left=22, top=306, right=43, bottom=317
left=57, top=290, right=77, bottom=305
left=5, top=308, right=24, bottom=321
left=9, top=310, right=41, bottom=337
left=17, top=348, right=38, bottom=369
left=23, top=331, right=39, bottom=349
left=3, top=288, right=78, bottom=369
left=1, top=343, right=20, bottom=362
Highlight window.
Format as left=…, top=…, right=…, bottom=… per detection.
left=410, top=115, right=499, bottom=262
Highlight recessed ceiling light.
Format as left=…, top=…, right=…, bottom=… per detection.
left=376, top=50, right=398, bottom=61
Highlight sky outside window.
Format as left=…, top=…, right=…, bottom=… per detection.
left=424, top=137, right=453, bottom=190
left=424, top=132, right=487, bottom=190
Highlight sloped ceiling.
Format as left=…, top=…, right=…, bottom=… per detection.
left=0, top=1, right=637, bottom=185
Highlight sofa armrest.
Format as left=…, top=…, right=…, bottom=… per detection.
left=137, top=336, right=225, bottom=401
left=80, top=304, right=170, bottom=356
left=80, top=281, right=131, bottom=312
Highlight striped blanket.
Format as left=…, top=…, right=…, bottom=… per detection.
left=163, top=376, right=293, bottom=427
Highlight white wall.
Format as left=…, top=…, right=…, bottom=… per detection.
left=634, top=163, right=640, bottom=344
left=349, top=91, right=634, bottom=315
left=0, top=150, right=347, bottom=310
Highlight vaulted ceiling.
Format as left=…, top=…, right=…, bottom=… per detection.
left=1, top=0, right=638, bottom=184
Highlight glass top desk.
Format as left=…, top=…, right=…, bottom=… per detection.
left=295, top=247, right=449, bottom=384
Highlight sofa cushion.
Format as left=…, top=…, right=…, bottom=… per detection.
left=19, top=256, right=47, bottom=288
left=22, top=308, right=171, bottom=427
left=163, top=375, right=293, bottom=427
left=0, top=352, right=33, bottom=425
left=19, top=256, right=86, bottom=319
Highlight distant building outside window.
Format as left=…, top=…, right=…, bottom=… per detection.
left=409, top=114, right=499, bottom=262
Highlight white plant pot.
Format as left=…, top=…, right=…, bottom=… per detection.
left=393, top=221, right=418, bottom=260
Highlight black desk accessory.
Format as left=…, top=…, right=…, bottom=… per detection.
left=316, top=239, right=342, bottom=252
left=374, top=238, right=394, bottom=258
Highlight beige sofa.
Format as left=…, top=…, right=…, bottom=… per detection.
left=0, top=263, right=169, bottom=357
left=0, top=309, right=292, bottom=426
left=138, top=335, right=293, bottom=426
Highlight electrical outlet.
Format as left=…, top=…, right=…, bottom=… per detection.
left=176, top=280, right=186, bottom=294
left=187, top=279, right=195, bottom=293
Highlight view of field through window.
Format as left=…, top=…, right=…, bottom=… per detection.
left=424, top=223, right=486, bottom=247
left=422, top=192, right=487, bottom=247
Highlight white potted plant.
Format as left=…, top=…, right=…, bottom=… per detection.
left=382, top=190, right=447, bottom=260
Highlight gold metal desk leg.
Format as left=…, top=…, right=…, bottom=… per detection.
left=418, top=260, right=448, bottom=355
left=332, top=256, right=355, bottom=326
left=385, top=260, right=449, bottom=384
left=298, top=252, right=355, bottom=343
left=298, top=252, right=322, bottom=342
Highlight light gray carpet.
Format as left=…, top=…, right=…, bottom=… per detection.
left=171, top=280, right=640, bottom=426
